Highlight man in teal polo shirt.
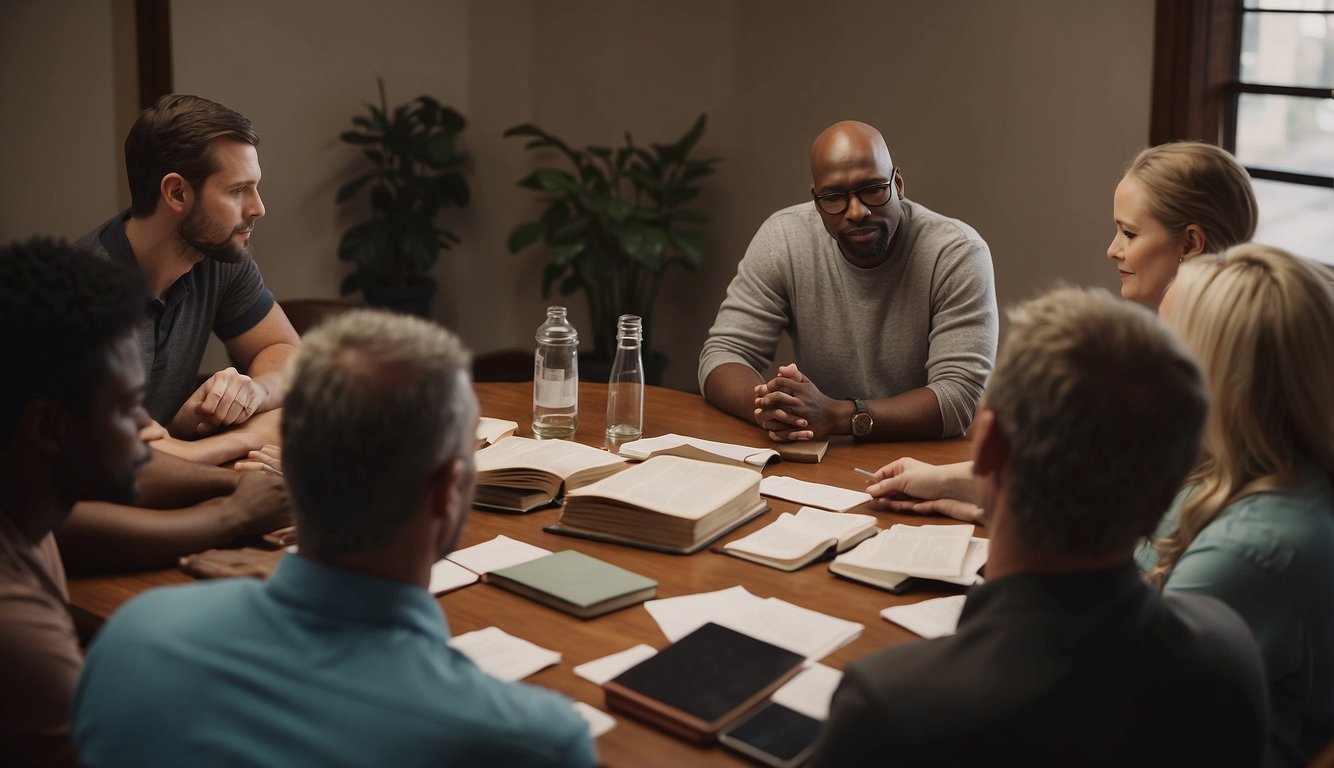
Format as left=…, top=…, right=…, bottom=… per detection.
left=72, top=311, right=596, bottom=767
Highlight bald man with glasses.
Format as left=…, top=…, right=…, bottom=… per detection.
left=698, top=120, right=997, bottom=443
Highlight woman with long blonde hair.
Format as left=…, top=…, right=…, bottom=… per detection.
left=1141, top=244, right=1334, bottom=768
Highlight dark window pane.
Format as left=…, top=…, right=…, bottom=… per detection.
left=1240, top=11, right=1334, bottom=87
left=1235, top=93, right=1334, bottom=175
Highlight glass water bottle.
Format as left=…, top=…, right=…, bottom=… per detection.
left=605, top=314, right=644, bottom=449
left=532, top=306, right=578, bottom=439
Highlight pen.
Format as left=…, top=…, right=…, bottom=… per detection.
left=852, top=467, right=876, bottom=480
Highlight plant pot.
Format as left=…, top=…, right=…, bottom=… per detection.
left=361, top=279, right=436, bottom=318
left=579, top=351, right=668, bottom=387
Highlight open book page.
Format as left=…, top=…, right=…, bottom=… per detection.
left=838, top=524, right=974, bottom=578
left=759, top=475, right=872, bottom=512
left=880, top=594, right=967, bottom=639
left=618, top=433, right=779, bottom=467
left=566, top=455, right=760, bottom=521
left=428, top=558, right=480, bottom=595
left=932, top=538, right=989, bottom=586
left=475, top=417, right=518, bottom=449
left=770, top=663, right=843, bottom=721
left=446, top=535, right=550, bottom=575
left=474, top=436, right=626, bottom=481
left=724, top=508, right=877, bottom=562
left=447, top=626, right=561, bottom=682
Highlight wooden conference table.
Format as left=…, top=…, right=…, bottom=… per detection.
left=68, top=382, right=976, bottom=768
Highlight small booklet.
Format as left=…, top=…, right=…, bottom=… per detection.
left=721, top=507, right=878, bottom=572
left=487, top=550, right=658, bottom=620
left=603, top=622, right=805, bottom=745
left=473, top=436, right=628, bottom=513
left=829, top=524, right=988, bottom=594
left=617, top=433, right=780, bottom=468
left=759, top=475, right=872, bottom=512
left=475, top=416, right=518, bottom=450
left=546, top=455, right=768, bottom=554
left=718, top=701, right=823, bottom=768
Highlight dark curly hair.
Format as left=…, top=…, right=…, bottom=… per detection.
left=0, top=238, right=145, bottom=447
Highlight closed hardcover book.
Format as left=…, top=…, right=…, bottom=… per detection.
left=487, top=550, right=657, bottom=619
left=603, top=622, right=805, bottom=744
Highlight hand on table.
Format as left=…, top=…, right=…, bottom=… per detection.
left=753, top=363, right=841, bottom=442
left=225, top=472, right=293, bottom=538
left=180, top=547, right=282, bottom=580
left=867, top=457, right=985, bottom=524
left=170, top=367, right=269, bottom=437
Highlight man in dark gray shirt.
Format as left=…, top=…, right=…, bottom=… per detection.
left=810, top=288, right=1267, bottom=767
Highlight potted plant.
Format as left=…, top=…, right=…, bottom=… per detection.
left=335, top=78, right=469, bottom=317
left=504, top=114, right=719, bottom=381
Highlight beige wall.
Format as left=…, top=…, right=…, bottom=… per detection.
left=0, top=0, right=1155, bottom=391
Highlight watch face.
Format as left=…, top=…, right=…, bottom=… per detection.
left=852, top=411, right=873, bottom=437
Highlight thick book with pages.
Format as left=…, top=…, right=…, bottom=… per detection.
left=472, top=436, right=628, bottom=513
left=545, top=455, right=767, bottom=554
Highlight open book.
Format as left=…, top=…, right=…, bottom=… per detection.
left=473, top=436, right=628, bottom=513
left=475, top=416, right=518, bottom=450
left=617, top=433, right=780, bottom=467
left=546, top=455, right=768, bottom=554
left=427, top=534, right=552, bottom=594
left=829, top=524, right=989, bottom=593
left=721, top=507, right=877, bottom=571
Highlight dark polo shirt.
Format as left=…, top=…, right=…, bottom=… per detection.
left=74, top=211, right=274, bottom=424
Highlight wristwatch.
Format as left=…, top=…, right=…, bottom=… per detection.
left=850, top=399, right=873, bottom=441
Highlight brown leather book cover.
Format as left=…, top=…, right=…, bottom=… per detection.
left=602, top=622, right=805, bottom=744
left=774, top=439, right=828, bottom=464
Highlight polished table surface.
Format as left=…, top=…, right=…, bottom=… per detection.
left=68, top=382, right=977, bottom=768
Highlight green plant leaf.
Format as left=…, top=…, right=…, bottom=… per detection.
left=669, top=231, right=705, bottom=269
left=507, top=221, right=547, bottom=253
left=535, top=169, right=580, bottom=194
left=335, top=172, right=378, bottom=204
left=339, top=130, right=379, bottom=146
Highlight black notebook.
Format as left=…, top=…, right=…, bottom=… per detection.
left=719, top=701, right=823, bottom=768
left=602, top=622, right=805, bottom=744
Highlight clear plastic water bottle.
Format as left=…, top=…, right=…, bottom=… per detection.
left=532, top=306, right=579, bottom=439
left=605, top=314, right=644, bottom=449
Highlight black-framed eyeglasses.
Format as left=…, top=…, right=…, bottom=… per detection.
left=812, top=178, right=895, bottom=216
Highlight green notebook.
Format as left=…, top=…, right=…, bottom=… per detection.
left=487, top=550, right=658, bottom=620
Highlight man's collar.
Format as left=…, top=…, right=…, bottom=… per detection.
left=265, top=553, right=450, bottom=641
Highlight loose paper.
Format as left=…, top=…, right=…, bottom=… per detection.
left=447, top=535, right=551, bottom=575
left=760, top=475, right=872, bottom=512
left=448, top=626, right=561, bottom=682
left=573, top=702, right=617, bottom=738
left=770, top=663, right=844, bottom=721
left=880, top=594, right=968, bottom=638
left=573, top=644, right=658, bottom=685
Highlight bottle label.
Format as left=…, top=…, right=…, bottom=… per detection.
left=535, top=368, right=577, bottom=408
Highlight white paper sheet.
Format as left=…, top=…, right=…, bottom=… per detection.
left=644, top=586, right=862, bottom=662
left=618, top=433, right=779, bottom=467
left=880, top=594, right=968, bottom=638
left=759, top=475, right=872, bottom=512
left=448, top=626, right=561, bottom=682
left=428, top=558, right=480, bottom=595
left=447, top=535, right=551, bottom=575
left=573, top=702, right=617, bottom=738
left=770, top=663, right=844, bottom=721
left=573, top=644, right=659, bottom=685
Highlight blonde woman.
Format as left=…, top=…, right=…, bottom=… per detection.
left=1107, top=140, right=1257, bottom=306
left=869, top=140, right=1259, bottom=520
left=1139, top=244, right=1334, bottom=768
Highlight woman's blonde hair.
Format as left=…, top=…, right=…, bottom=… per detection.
left=1146, top=244, right=1334, bottom=587
left=1126, top=141, right=1258, bottom=254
